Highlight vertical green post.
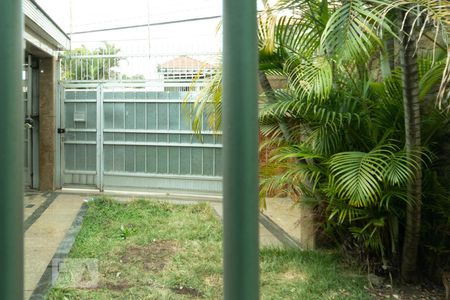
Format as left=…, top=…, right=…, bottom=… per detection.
left=0, top=0, right=24, bottom=299
left=222, top=0, right=259, bottom=299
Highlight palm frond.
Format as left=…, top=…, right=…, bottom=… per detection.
left=379, top=189, right=409, bottom=210
left=327, top=196, right=365, bottom=223
left=383, top=149, right=422, bottom=186
left=183, top=66, right=222, bottom=135
left=260, top=146, right=324, bottom=204
left=285, top=54, right=333, bottom=101
left=259, top=123, right=285, bottom=139
left=258, top=9, right=278, bottom=56
left=419, top=55, right=447, bottom=100
left=328, top=146, right=395, bottom=207
left=260, top=89, right=361, bottom=127
left=275, top=16, right=321, bottom=57
left=368, top=0, right=450, bottom=108
left=276, top=0, right=336, bottom=30
left=269, top=145, right=324, bottom=162
left=307, top=124, right=345, bottom=155
left=321, top=0, right=390, bottom=61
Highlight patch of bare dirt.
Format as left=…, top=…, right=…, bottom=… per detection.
left=120, top=240, right=178, bottom=272
left=281, top=269, right=307, bottom=282
left=204, top=274, right=222, bottom=287
left=104, top=281, right=132, bottom=291
left=170, top=285, right=203, bottom=298
left=368, top=282, right=446, bottom=299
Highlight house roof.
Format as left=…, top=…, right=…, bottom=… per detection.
left=158, top=56, right=214, bottom=70
left=24, top=0, right=70, bottom=57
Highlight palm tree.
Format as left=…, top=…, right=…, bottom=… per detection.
left=398, top=9, right=423, bottom=282
left=186, top=0, right=450, bottom=281
left=273, top=0, right=450, bottom=281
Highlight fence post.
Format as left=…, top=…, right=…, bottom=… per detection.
left=0, top=0, right=24, bottom=299
left=222, top=0, right=259, bottom=299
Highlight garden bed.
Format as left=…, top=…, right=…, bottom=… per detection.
left=47, top=197, right=371, bottom=299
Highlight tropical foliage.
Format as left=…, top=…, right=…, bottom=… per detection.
left=61, top=43, right=122, bottom=81
left=187, top=0, right=450, bottom=282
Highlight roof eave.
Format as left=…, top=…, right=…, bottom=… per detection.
left=24, top=0, right=70, bottom=52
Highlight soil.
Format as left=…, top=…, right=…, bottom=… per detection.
left=170, top=285, right=203, bottom=298
left=204, top=274, right=222, bottom=287
left=120, top=240, right=178, bottom=272
left=369, top=282, right=446, bottom=299
left=281, top=269, right=307, bottom=282
left=104, top=281, right=132, bottom=291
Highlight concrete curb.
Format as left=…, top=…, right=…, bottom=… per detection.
left=59, top=188, right=223, bottom=203
left=24, top=193, right=58, bottom=232
left=211, top=203, right=301, bottom=249
left=259, top=213, right=302, bottom=250
left=29, top=202, right=88, bottom=300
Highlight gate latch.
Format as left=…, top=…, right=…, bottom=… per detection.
left=57, top=128, right=65, bottom=134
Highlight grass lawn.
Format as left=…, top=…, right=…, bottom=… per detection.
left=47, top=197, right=372, bottom=299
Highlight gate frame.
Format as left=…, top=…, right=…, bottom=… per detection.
left=56, top=80, right=222, bottom=194
left=57, top=82, right=101, bottom=190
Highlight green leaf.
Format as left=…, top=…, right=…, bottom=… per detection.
left=321, top=1, right=388, bottom=61
left=329, top=147, right=394, bottom=207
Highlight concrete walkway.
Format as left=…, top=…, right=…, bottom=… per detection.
left=22, top=192, right=303, bottom=299
left=23, top=192, right=85, bottom=300
left=210, top=203, right=284, bottom=247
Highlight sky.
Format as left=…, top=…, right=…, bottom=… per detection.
left=35, top=0, right=224, bottom=53
left=34, top=0, right=272, bottom=78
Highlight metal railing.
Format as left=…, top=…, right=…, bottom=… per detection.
left=59, top=50, right=220, bottom=83
left=57, top=48, right=224, bottom=194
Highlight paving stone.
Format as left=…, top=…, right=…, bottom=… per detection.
left=24, top=193, right=84, bottom=300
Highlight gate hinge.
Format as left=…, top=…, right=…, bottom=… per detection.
left=57, top=128, right=65, bottom=134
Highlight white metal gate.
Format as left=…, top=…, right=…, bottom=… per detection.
left=24, top=55, right=40, bottom=189
left=58, top=83, right=222, bottom=193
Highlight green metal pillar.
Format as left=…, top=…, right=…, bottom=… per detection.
left=222, top=0, right=259, bottom=299
left=0, top=0, right=24, bottom=299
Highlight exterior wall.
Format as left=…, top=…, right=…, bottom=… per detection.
left=258, top=74, right=288, bottom=197
left=257, top=74, right=287, bottom=93
left=259, top=75, right=317, bottom=249
left=38, top=57, right=56, bottom=191
left=22, top=1, right=69, bottom=191
left=298, top=203, right=317, bottom=250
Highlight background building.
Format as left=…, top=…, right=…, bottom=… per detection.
left=24, top=0, right=70, bottom=190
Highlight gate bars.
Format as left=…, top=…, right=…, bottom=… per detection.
left=59, top=83, right=223, bottom=193
left=0, top=0, right=24, bottom=299
left=223, top=0, right=259, bottom=299
left=0, top=0, right=259, bottom=297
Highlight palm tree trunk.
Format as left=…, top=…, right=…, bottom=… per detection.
left=400, top=11, right=422, bottom=282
